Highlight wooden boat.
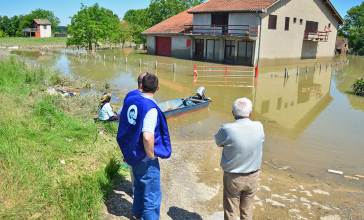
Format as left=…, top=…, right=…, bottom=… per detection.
left=158, top=87, right=211, bottom=118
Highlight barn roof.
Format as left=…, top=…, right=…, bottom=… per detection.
left=188, top=0, right=277, bottom=13
left=143, top=9, right=193, bottom=35
left=33, top=19, right=52, bottom=25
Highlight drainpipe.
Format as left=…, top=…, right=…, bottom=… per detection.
left=257, top=12, right=263, bottom=70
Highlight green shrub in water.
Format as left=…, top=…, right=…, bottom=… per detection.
left=352, top=78, right=364, bottom=96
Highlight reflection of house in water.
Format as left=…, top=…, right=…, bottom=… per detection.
left=254, top=66, right=332, bottom=134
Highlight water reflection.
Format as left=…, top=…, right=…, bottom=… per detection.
left=254, top=67, right=333, bottom=137
left=13, top=50, right=364, bottom=179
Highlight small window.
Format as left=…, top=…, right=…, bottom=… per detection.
left=300, top=19, right=303, bottom=25
left=43, top=25, right=47, bottom=29
left=293, top=18, right=297, bottom=23
left=328, top=23, right=331, bottom=28
left=285, top=17, right=290, bottom=31
left=268, top=15, right=277, bottom=30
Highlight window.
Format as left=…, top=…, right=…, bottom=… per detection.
left=43, top=25, right=47, bottom=29
left=328, top=23, right=331, bottom=28
left=293, top=17, right=297, bottom=23
left=300, top=19, right=303, bottom=25
left=285, top=17, right=290, bottom=31
left=268, top=15, right=277, bottom=30
left=211, top=13, right=228, bottom=26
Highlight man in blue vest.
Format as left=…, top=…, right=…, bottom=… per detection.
left=117, top=73, right=172, bottom=220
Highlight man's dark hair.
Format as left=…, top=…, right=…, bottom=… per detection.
left=142, top=73, right=159, bottom=93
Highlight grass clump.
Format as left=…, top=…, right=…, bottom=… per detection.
left=352, top=78, right=364, bottom=96
left=0, top=57, right=125, bottom=219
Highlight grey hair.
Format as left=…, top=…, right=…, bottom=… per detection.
left=232, top=97, right=253, bottom=118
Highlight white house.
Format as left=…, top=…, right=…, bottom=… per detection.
left=23, top=19, right=52, bottom=38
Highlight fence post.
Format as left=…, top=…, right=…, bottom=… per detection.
left=193, top=64, right=197, bottom=82
left=173, top=63, right=176, bottom=73
left=125, top=57, right=128, bottom=64
left=255, top=65, right=259, bottom=78
left=155, top=60, right=158, bottom=70
left=103, top=54, right=106, bottom=60
left=113, top=55, right=116, bottom=61
left=139, top=58, right=142, bottom=67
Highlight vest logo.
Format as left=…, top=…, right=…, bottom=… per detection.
left=127, top=105, right=138, bottom=125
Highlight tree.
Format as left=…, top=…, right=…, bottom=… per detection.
left=123, top=0, right=204, bottom=44
left=119, top=21, right=133, bottom=47
left=123, top=9, right=150, bottom=44
left=339, top=2, right=364, bottom=55
left=19, top=9, right=60, bottom=32
left=67, top=4, right=121, bottom=50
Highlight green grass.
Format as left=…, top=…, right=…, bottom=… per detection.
left=0, top=37, right=67, bottom=47
left=0, top=57, right=126, bottom=219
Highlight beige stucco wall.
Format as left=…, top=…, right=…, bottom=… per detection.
left=259, top=0, right=339, bottom=60
left=40, top=25, right=52, bottom=38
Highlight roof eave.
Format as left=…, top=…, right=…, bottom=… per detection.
left=188, top=9, right=265, bottom=14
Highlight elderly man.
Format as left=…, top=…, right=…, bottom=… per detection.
left=215, top=97, right=265, bottom=220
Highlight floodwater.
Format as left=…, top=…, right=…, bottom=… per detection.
left=14, top=49, right=364, bottom=189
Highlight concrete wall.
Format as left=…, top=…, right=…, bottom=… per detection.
left=146, top=35, right=156, bottom=55
left=39, top=25, right=51, bottom=38
left=259, top=0, right=339, bottom=60
left=192, top=13, right=211, bottom=25
left=171, top=35, right=192, bottom=59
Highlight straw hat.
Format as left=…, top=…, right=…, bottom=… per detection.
left=100, top=93, right=112, bottom=103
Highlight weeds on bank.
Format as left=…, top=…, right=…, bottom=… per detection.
left=0, top=57, right=125, bottom=219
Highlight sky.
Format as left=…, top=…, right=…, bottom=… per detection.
left=0, top=0, right=362, bottom=26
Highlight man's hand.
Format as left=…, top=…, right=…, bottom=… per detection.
left=143, top=132, right=155, bottom=158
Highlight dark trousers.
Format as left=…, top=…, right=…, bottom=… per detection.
left=132, top=158, right=161, bottom=220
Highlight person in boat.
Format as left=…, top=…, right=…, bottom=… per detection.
left=215, top=97, right=265, bottom=220
left=98, top=93, right=118, bottom=121
left=117, top=73, right=172, bottom=220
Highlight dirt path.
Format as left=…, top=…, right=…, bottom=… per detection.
left=103, top=138, right=364, bottom=220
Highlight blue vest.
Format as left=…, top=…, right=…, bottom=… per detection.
left=117, top=93, right=172, bottom=166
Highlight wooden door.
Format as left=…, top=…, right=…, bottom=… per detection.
left=156, top=36, right=172, bottom=56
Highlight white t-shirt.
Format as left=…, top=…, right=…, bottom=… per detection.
left=142, top=94, right=158, bottom=134
left=98, top=103, right=115, bottom=121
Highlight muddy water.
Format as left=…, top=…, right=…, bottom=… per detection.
left=14, top=50, right=364, bottom=216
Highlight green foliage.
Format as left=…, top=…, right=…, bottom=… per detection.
left=353, top=78, right=364, bottom=96
left=0, top=9, right=59, bottom=37
left=340, top=2, right=364, bottom=55
left=0, top=29, right=6, bottom=38
left=19, top=9, right=60, bottom=33
left=0, top=58, right=126, bottom=218
left=67, top=4, right=122, bottom=50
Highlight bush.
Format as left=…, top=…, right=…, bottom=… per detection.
left=352, top=78, right=364, bottom=96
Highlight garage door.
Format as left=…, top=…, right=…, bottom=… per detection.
left=156, top=37, right=171, bottom=56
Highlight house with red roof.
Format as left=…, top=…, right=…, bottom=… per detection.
left=143, top=0, right=343, bottom=66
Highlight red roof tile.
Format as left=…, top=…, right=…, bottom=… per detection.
left=143, top=9, right=193, bottom=35
left=188, top=0, right=277, bottom=13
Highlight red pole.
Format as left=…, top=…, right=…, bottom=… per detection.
left=255, top=65, right=259, bottom=78
left=193, top=64, right=197, bottom=82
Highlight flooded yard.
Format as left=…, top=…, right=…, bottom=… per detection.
left=13, top=49, right=364, bottom=219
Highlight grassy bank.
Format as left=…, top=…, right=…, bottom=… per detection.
left=0, top=57, right=125, bottom=219
left=0, top=37, right=67, bottom=48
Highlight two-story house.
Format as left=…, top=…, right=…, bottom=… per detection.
left=23, top=19, right=52, bottom=38
left=143, top=0, right=343, bottom=66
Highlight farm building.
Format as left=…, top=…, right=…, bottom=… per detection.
left=143, top=0, right=343, bottom=66
left=23, top=19, right=52, bottom=38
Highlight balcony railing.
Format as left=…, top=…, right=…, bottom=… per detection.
left=23, top=28, right=37, bottom=32
left=304, top=31, right=329, bottom=42
left=184, top=25, right=258, bottom=38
